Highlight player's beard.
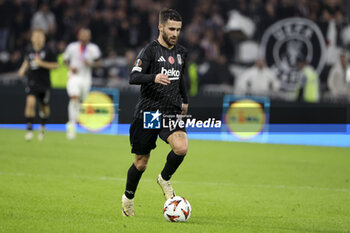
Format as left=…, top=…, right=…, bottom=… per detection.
left=162, top=32, right=177, bottom=47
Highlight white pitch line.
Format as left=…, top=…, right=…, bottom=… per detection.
left=0, top=171, right=349, bottom=193
left=171, top=180, right=350, bottom=193
left=0, top=171, right=126, bottom=182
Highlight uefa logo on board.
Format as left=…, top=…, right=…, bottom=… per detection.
left=260, top=17, right=327, bottom=91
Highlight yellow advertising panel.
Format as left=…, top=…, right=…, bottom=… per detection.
left=225, top=99, right=266, bottom=140
left=78, top=91, right=115, bottom=132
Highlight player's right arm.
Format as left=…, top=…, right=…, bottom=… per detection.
left=63, top=43, right=77, bottom=74
left=18, top=60, right=29, bottom=78
left=129, top=46, right=170, bottom=85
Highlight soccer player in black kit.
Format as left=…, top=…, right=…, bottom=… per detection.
left=18, top=29, right=57, bottom=141
left=122, top=9, right=189, bottom=216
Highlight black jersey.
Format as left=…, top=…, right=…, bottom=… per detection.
left=24, top=45, right=56, bottom=91
left=130, top=40, right=188, bottom=119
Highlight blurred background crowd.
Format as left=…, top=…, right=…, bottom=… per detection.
left=1, top=0, right=350, bottom=102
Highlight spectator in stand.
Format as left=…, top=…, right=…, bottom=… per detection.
left=197, top=0, right=212, bottom=19
left=50, top=40, right=69, bottom=88
left=184, top=30, right=205, bottom=64
left=296, top=56, right=320, bottom=103
left=236, top=58, right=279, bottom=96
left=51, top=0, right=66, bottom=38
left=11, top=11, right=28, bottom=53
left=321, top=0, right=344, bottom=23
left=319, top=0, right=345, bottom=66
left=248, top=0, right=264, bottom=39
left=0, top=0, right=14, bottom=51
left=106, top=49, right=137, bottom=87
left=0, top=50, right=21, bottom=73
left=259, top=0, right=277, bottom=35
left=100, top=9, right=117, bottom=54
left=7, top=50, right=22, bottom=72
left=1, top=0, right=349, bottom=102
left=115, top=6, right=130, bottom=52
left=276, top=0, right=296, bottom=19
left=207, top=4, right=225, bottom=29
left=308, top=0, right=321, bottom=21
left=60, top=6, right=76, bottom=42
left=31, top=3, right=56, bottom=37
left=185, top=12, right=204, bottom=40
left=183, top=30, right=205, bottom=96
left=296, top=0, right=311, bottom=18
left=327, top=52, right=350, bottom=98
left=200, top=28, right=219, bottom=61
left=202, top=54, right=234, bottom=86
left=148, top=10, right=160, bottom=41
left=90, top=11, right=106, bottom=49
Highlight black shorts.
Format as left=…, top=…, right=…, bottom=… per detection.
left=129, top=118, right=186, bottom=155
left=25, top=86, right=51, bottom=105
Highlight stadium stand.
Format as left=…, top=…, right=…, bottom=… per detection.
left=0, top=0, right=349, bottom=102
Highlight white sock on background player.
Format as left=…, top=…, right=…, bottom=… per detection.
left=68, top=99, right=80, bottom=125
left=67, top=99, right=80, bottom=139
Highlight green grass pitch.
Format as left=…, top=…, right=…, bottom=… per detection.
left=0, top=129, right=350, bottom=233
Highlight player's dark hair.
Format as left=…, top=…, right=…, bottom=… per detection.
left=159, top=9, right=182, bottom=24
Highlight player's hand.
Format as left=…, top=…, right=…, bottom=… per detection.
left=18, top=70, right=25, bottom=78
left=70, top=67, right=78, bottom=74
left=34, top=57, right=43, bottom=67
left=155, top=73, right=171, bottom=85
left=84, top=59, right=91, bottom=67
left=181, top=103, right=189, bottom=115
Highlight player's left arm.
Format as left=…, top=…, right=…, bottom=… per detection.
left=18, top=48, right=31, bottom=77
left=84, top=44, right=102, bottom=68
left=34, top=48, right=58, bottom=70
left=84, top=59, right=102, bottom=68
left=18, top=60, right=29, bottom=78
left=180, top=51, right=189, bottom=115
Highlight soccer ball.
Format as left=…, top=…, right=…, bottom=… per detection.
left=163, top=196, right=191, bottom=222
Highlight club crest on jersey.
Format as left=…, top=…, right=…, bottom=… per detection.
left=168, top=56, right=175, bottom=64
left=177, top=54, right=182, bottom=65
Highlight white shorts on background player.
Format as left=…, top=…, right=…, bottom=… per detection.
left=66, top=76, right=91, bottom=100
left=63, top=41, right=101, bottom=99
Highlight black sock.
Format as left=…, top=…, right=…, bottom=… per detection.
left=40, top=117, right=48, bottom=127
left=125, top=163, right=144, bottom=199
left=26, top=117, right=34, bottom=131
left=161, top=150, right=185, bottom=181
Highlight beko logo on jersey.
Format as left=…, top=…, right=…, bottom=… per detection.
left=161, top=67, right=180, bottom=80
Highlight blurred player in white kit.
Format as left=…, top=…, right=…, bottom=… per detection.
left=63, top=28, right=101, bottom=139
